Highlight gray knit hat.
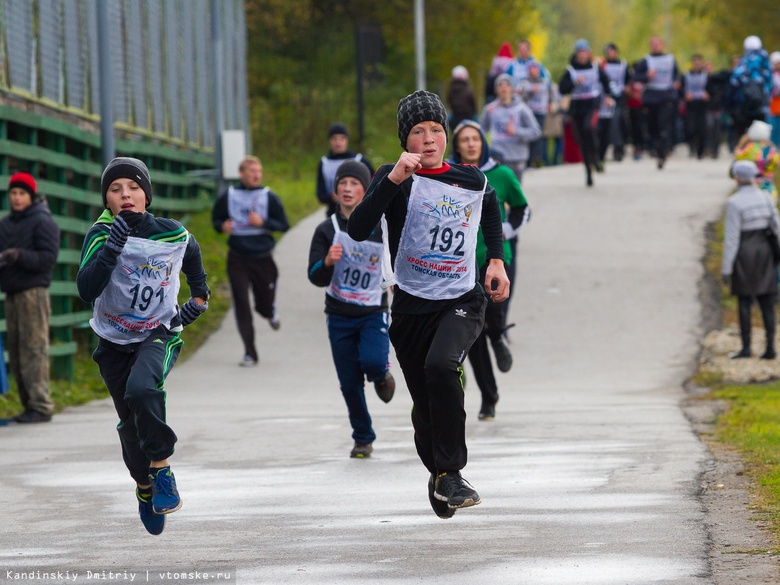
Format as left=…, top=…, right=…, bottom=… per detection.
left=397, top=90, right=448, bottom=149
left=334, top=160, right=371, bottom=191
left=101, top=157, right=152, bottom=208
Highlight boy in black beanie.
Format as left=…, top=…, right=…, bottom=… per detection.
left=308, top=160, right=395, bottom=459
left=77, top=157, right=210, bottom=535
left=348, top=90, right=509, bottom=517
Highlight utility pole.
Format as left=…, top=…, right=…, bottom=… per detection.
left=414, top=0, right=426, bottom=90
left=96, top=0, right=114, bottom=166
left=212, top=0, right=225, bottom=193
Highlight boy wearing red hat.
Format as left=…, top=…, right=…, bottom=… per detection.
left=0, top=172, right=60, bottom=423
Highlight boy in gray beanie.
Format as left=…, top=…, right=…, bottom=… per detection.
left=348, top=89, right=509, bottom=518
left=77, top=157, right=210, bottom=536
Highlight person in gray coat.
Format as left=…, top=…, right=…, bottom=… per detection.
left=721, top=160, right=780, bottom=359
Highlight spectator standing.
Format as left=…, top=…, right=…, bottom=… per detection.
left=316, top=124, right=374, bottom=217
left=729, top=36, right=772, bottom=139
left=632, top=36, right=681, bottom=169
left=446, top=65, right=478, bottom=135
left=722, top=160, right=780, bottom=360
left=507, top=39, right=545, bottom=88
left=348, top=90, right=510, bottom=518
left=307, top=161, right=395, bottom=459
left=0, top=172, right=59, bottom=423
left=212, top=156, right=289, bottom=367
left=76, top=157, right=210, bottom=535
left=485, top=43, right=515, bottom=104
left=769, top=51, right=780, bottom=147
left=481, top=73, right=542, bottom=182
left=542, top=83, right=564, bottom=166
left=735, top=120, right=779, bottom=201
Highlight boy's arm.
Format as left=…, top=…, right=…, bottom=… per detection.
left=348, top=165, right=400, bottom=242
left=307, top=222, right=336, bottom=287
left=316, top=160, right=331, bottom=204
left=264, top=192, right=290, bottom=233
left=481, top=186, right=504, bottom=263
left=515, top=106, right=542, bottom=142
left=212, top=192, right=229, bottom=233
left=76, top=224, right=120, bottom=303
left=181, top=235, right=210, bottom=301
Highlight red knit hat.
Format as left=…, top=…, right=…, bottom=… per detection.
left=8, top=172, right=37, bottom=198
left=498, top=43, right=513, bottom=58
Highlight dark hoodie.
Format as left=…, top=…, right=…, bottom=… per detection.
left=0, top=198, right=60, bottom=294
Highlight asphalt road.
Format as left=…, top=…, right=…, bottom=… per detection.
left=1, top=153, right=738, bottom=584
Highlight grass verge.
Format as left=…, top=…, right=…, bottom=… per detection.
left=697, top=214, right=780, bottom=551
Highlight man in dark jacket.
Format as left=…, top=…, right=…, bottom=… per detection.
left=0, top=172, right=60, bottom=423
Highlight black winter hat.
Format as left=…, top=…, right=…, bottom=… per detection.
left=328, top=123, right=349, bottom=138
left=101, top=157, right=152, bottom=209
left=334, top=160, right=371, bottom=191
left=397, top=90, right=448, bottom=149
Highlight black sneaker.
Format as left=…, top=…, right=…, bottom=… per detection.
left=350, top=442, right=373, bottom=459
left=428, top=473, right=455, bottom=519
left=434, top=471, right=481, bottom=509
left=374, top=371, right=395, bottom=403
left=491, top=338, right=513, bottom=373
left=478, top=403, right=496, bottom=421
left=14, top=410, right=52, bottom=423
left=761, top=349, right=776, bottom=360
left=730, top=349, right=751, bottom=359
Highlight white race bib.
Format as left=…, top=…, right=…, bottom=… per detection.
left=91, top=235, right=188, bottom=344
left=326, top=214, right=384, bottom=306
left=228, top=186, right=269, bottom=236
left=393, top=174, right=485, bottom=301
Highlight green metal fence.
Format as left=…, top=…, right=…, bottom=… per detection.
left=0, top=103, right=215, bottom=380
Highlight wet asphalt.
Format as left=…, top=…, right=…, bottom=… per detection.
left=1, top=152, right=731, bottom=584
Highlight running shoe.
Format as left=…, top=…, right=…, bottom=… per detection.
left=434, top=471, right=481, bottom=509
left=136, top=487, right=165, bottom=535
left=428, top=473, right=455, bottom=519
left=478, top=402, right=496, bottom=421
left=491, top=338, right=513, bottom=373
left=374, top=371, right=395, bottom=403
left=350, top=442, right=373, bottom=459
left=149, top=467, right=182, bottom=514
left=239, top=354, right=258, bottom=367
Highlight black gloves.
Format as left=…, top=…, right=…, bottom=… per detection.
left=0, top=248, right=21, bottom=266
left=180, top=298, right=208, bottom=327
left=106, top=211, right=144, bottom=253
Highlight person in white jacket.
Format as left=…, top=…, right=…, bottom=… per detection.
left=722, top=160, right=780, bottom=359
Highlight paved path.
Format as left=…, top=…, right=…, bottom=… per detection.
left=1, top=154, right=739, bottom=584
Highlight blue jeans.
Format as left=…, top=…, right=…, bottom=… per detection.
left=327, top=312, right=390, bottom=444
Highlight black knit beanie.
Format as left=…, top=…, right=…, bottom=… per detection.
left=334, top=160, right=371, bottom=191
left=397, top=90, right=448, bottom=149
left=328, top=123, right=349, bottom=138
left=101, top=157, right=153, bottom=209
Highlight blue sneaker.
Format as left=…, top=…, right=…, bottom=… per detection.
left=136, top=487, right=165, bottom=535
left=149, top=467, right=182, bottom=514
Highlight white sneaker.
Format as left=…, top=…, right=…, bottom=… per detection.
left=239, top=355, right=258, bottom=367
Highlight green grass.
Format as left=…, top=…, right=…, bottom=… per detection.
left=0, top=159, right=322, bottom=420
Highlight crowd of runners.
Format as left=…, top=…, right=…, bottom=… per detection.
left=449, top=35, right=780, bottom=187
